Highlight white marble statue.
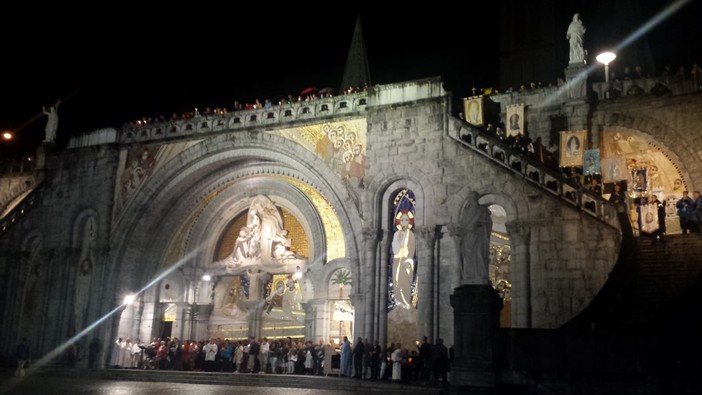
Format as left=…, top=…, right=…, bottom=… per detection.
left=566, top=13, right=587, bottom=64
left=214, top=195, right=305, bottom=276
left=459, top=193, right=492, bottom=285
left=42, top=99, right=60, bottom=142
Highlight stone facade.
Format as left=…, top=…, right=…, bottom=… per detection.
left=9, top=74, right=698, bottom=369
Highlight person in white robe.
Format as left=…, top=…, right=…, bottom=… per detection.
left=391, top=344, right=403, bottom=381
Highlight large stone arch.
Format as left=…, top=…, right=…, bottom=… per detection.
left=595, top=109, right=700, bottom=191
left=105, top=130, right=366, bottom=341
left=112, top=133, right=361, bottom=274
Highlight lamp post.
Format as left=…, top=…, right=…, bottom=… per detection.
left=596, top=52, right=616, bottom=99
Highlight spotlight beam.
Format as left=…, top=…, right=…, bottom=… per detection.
left=12, top=247, right=201, bottom=387
left=542, top=0, right=692, bottom=107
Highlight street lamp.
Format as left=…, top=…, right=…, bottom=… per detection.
left=596, top=52, right=616, bottom=99
left=2, top=131, right=12, bottom=140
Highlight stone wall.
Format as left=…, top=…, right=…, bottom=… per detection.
left=0, top=144, right=119, bottom=362
left=363, top=79, right=620, bottom=346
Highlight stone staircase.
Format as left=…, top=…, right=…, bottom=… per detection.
left=617, top=234, right=702, bottom=326
left=447, top=117, right=702, bottom=331
left=447, top=117, right=619, bottom=230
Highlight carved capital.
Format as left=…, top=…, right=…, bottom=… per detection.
left=415, top=226, right=437, bottom=248
left=447, top=224, right=467, bottom=240
left=505, top=220, right=531, bottom=243
left=362, top=227, right=383, bottom=243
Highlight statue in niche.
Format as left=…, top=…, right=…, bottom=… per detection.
left=391, top=211, right=416, bottom=309
left=214, top=195, right=305, bottom=275
left=459, top=193, right=492, bottom=285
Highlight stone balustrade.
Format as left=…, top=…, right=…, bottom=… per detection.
left=592, top=77, right=699, bottom=101
left=0, top=184, right=40, bottom=235
left=118, top=93, right=368, bottom=145
left=449, top=118, right=619, bottom=229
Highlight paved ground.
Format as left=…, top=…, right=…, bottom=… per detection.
left=0, top=375, right=360, bottom=395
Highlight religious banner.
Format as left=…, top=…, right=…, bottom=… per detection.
left=559, top=130, right=586, bottom=167
left=388, top=188, right=417, bottom=311
left=601, top=155, right=627, bottom=183
left=463, top=96, right=484, bottom=127
left=387, top=188, right=418, bottom=354
left=506, top=104, right=525, bottom=137
left=639, top=204, right=659, bottom=234
left=631, top=168, right=647, bottom=192
left=583, top=149, right=600, bottom=175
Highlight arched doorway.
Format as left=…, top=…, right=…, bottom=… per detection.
left=488, top=204, right=511, bottom=328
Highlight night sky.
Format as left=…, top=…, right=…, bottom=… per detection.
left=1, top=1, right=699, bottom=158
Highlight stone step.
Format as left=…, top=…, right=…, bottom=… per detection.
left=33, top=367, right=446, bottom=394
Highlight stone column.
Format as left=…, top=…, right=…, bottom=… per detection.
left=377, top=230, right=389, bottom=348
left=244, top=301, right=263, bottom=338
left=415, top=226, right=436, bottom=341
left=433, top=225, right=447, bottom=342
left=362, top=228, right=381, bottom=342
left=181, top=305, right=192, bottom=341
left=349, top=292, right=365, bottom=341
left=450, top=284, right=502, bottom=388
left=506, top=220, right=531, bottom=328
left=302, top=298, right=327, bottom=341
left=196, top=304, right=214, bottom=340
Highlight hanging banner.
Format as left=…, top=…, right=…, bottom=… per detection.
left=559, top=130, right=586, bottom=167
left=506, top=104, right=525, bottom=137
left=639, top=204, right=659, bottom=234
left=601, top=155, right=627, bottom=183
left=583, top=149, right=600, bottom=175
left=463, top=96, right=484, bottom=127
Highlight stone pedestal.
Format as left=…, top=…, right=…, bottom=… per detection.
left=565, top=63, right=588, bottom=100
left=450, top=284, right=502, bottom=388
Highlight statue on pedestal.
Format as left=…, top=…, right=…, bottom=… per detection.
left=459, top=193, right=492, bottom=285
left=567, top=13, right=587, bottom=64
left=42, top=99, right=61, bottom=143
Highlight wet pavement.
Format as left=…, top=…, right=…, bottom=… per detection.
left=0, top=375, right=359, bottom=395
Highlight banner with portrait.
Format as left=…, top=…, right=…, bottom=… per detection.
left=506, top=104, right=524, bottom=137
left=639, top=204, right=659, bottom=234
left=601, top=155, right=627, bottom=183
left=463, top=96, right=484, bottom=127
left=559, top=130, right=586, bottom=167
left=583, top=149, right=600, bottom=175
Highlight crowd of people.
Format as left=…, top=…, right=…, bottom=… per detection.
left=109, top=334, right=452, bottom=385
left=123, top=84, right=371, bottom=130
left=675, top=190, right=702, bottom=236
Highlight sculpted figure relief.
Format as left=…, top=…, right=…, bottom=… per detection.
left=215, top=195, right=303, bottom=275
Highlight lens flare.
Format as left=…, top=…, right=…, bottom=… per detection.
left=542, top=0, right=692, bottom=107
left=9, top=247, right=202, bottom=389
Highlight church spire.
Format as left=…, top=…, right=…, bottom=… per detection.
left=340, top=16, right=371, bottom=93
